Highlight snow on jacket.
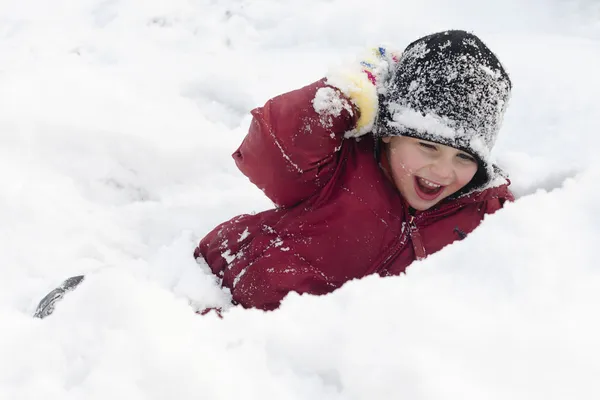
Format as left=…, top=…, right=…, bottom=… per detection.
left=195, top=79, right=514, bottom=311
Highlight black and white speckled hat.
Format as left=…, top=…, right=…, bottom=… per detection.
left=376, top=30, right=512, bottom=193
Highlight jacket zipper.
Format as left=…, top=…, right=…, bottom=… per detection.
left=408, top=215, right=427, bottom=260
left=408, top=203, right=464, bottom=260
left=368, top=224, right=409, bottom=275
left=373, top=203, right=465, bottom=274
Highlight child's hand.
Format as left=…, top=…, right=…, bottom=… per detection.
left=327, top=47, right=400, bottom=137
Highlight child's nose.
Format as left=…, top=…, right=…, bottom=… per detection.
left=430, top=159, right=454, bottom=181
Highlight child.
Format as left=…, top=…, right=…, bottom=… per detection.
left=195, top=30, right=514, bottom=311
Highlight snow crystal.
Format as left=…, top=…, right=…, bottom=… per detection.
left=405, top=41, right=430, bottom=61
left=263, top=225, right=276, bottom=234
left=479, top=64, right=501, bottom=78
left=232, top=267, right=247, bottom=287
left=270, top=237, right=284, bottom=248
left=237, top=227, right=250, bottom=243
left=463, top=37, right=480, bottom=48
left=269, top=126, right=303, bottom=173
left=221, top=249, right=236, bottom=263
left=439, top=40, right=451, bottom=50
left=408, top=80, right=421, bottom=92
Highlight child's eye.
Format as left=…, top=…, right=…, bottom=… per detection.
left=419, top=142, right=437, bottom=150
left=457, top=153, right=476, bottom=162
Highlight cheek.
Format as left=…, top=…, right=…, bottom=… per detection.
left=389, top=149, right=425, bottom=177
left=455, top=164, right=478, bottom=186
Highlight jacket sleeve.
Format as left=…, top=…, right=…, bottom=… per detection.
left=232, top=79, right=358, bottom=208
left=231, top=254, right=337, bottom=311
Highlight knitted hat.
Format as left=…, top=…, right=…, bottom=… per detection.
left=375, top=30, right=512, bottom=193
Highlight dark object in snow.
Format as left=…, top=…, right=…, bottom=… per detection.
left=454, top=227, right=467, bottom=239
left=33, top=275, right=85, bottom=319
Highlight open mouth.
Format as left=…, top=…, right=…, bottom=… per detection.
left=413, top=176, right=445, bottom=201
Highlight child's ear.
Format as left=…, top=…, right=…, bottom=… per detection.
left=382, top=136, right=392, bottom=144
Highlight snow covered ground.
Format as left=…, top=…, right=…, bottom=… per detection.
left=1, top=0, right=599, bottom=398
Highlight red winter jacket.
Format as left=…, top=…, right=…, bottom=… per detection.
left=195, top=80, right=513, bottom=311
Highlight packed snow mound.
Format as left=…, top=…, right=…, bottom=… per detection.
left=1, top=0, right=599, bottom=399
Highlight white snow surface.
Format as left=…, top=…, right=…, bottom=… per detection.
left=388, top=105, right=458, bottom=139
left=1, top=0, right=600, bottom=399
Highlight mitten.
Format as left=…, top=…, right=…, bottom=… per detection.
left=326, top=47, right=400, bottom=137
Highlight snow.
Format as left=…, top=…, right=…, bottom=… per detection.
left=237, top=227, right=250, bottom=242
left=1, top=0, right=600, bottom=399
left=387, top=105, right=458, bottom=139
left=313, top=87, right=349, bottom=118
left=313, top=86, right=354, bottom=131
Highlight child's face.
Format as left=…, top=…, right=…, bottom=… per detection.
left=382, top=136, right=479, bottom=211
